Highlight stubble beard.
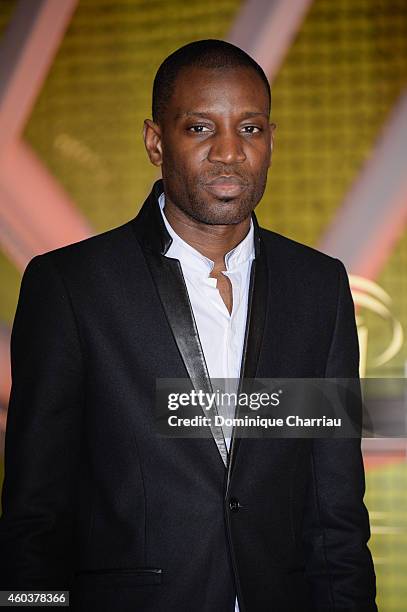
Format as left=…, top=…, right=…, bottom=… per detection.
left=164, top=167, right=269, bottom=226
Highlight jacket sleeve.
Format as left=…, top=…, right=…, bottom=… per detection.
left=0, top=254, right=84, bottom=589
left=302, top=260, right=378, bottom=611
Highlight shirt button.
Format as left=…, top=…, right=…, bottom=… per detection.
left=229, top=497, right=241, bottom=513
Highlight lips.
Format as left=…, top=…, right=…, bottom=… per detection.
left=207, top=175, right=244, bottom=185
left=205, top=175, right=247, bottom=198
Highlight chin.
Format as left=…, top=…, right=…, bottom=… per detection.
left=200, top=209, right=251, bottom=226
left=184, top=189, right=255, bottom=225
left=213, top=200, right=253, bottom=225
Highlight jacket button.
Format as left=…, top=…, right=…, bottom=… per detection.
left=229, top=497, right=240, bottom=512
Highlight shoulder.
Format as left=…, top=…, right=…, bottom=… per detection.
left=258, top=226, right=345, bottom=278
left=23, top=220, right=139, bottom=281
left=257, top=227, right=350, bottom=310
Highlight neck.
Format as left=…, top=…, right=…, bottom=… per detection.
left=163, top=198, right=251, bottom=271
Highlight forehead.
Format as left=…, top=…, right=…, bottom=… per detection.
left=169, top=65, right=270, bottom=117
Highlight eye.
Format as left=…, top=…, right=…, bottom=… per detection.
left=241, top=125, right=261, bottom=134
left=188, top=125, right=212, bottom=133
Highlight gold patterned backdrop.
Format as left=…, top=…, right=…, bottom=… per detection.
left=1, top=1, right=406, bottom=610
left=1, top=0, right=406, bottom=373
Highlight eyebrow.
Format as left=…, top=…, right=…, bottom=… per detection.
left=175, top=111, right=268, bottom=120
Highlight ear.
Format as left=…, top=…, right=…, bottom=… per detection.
left=143, top=119, right=163, bottom=166
left=268, top=122, right=276, bottom=167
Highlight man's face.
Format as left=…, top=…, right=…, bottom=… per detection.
left=144, top=66, right=274, bottom=225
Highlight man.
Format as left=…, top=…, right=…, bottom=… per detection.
left=0, top=40, right=377, bottom=611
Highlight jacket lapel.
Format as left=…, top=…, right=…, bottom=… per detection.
left=226, top=220, right=269, bottom=488
left=240, top=225, right=269, bottom=381
left=132, top=180, right=228, bottom=467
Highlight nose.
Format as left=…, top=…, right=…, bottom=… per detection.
left=207, top=130, right=246, bottom=165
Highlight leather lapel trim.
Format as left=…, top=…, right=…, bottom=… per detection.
left=226, top=235, right=269, bottom=487
left=142, top=249, right=229, bottom=468
left=240, top=254, right=268, bottom=380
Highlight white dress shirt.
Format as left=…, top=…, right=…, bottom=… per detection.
left=159, top=193, right=254, bottom=612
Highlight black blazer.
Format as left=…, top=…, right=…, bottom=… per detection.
left=0, top=180, right=377, bottom=611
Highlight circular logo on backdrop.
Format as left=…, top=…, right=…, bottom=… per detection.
left=350, top=275, right=404, bottom=376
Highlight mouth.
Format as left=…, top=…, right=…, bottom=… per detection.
left=204, top=175, right=247, bottom=199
